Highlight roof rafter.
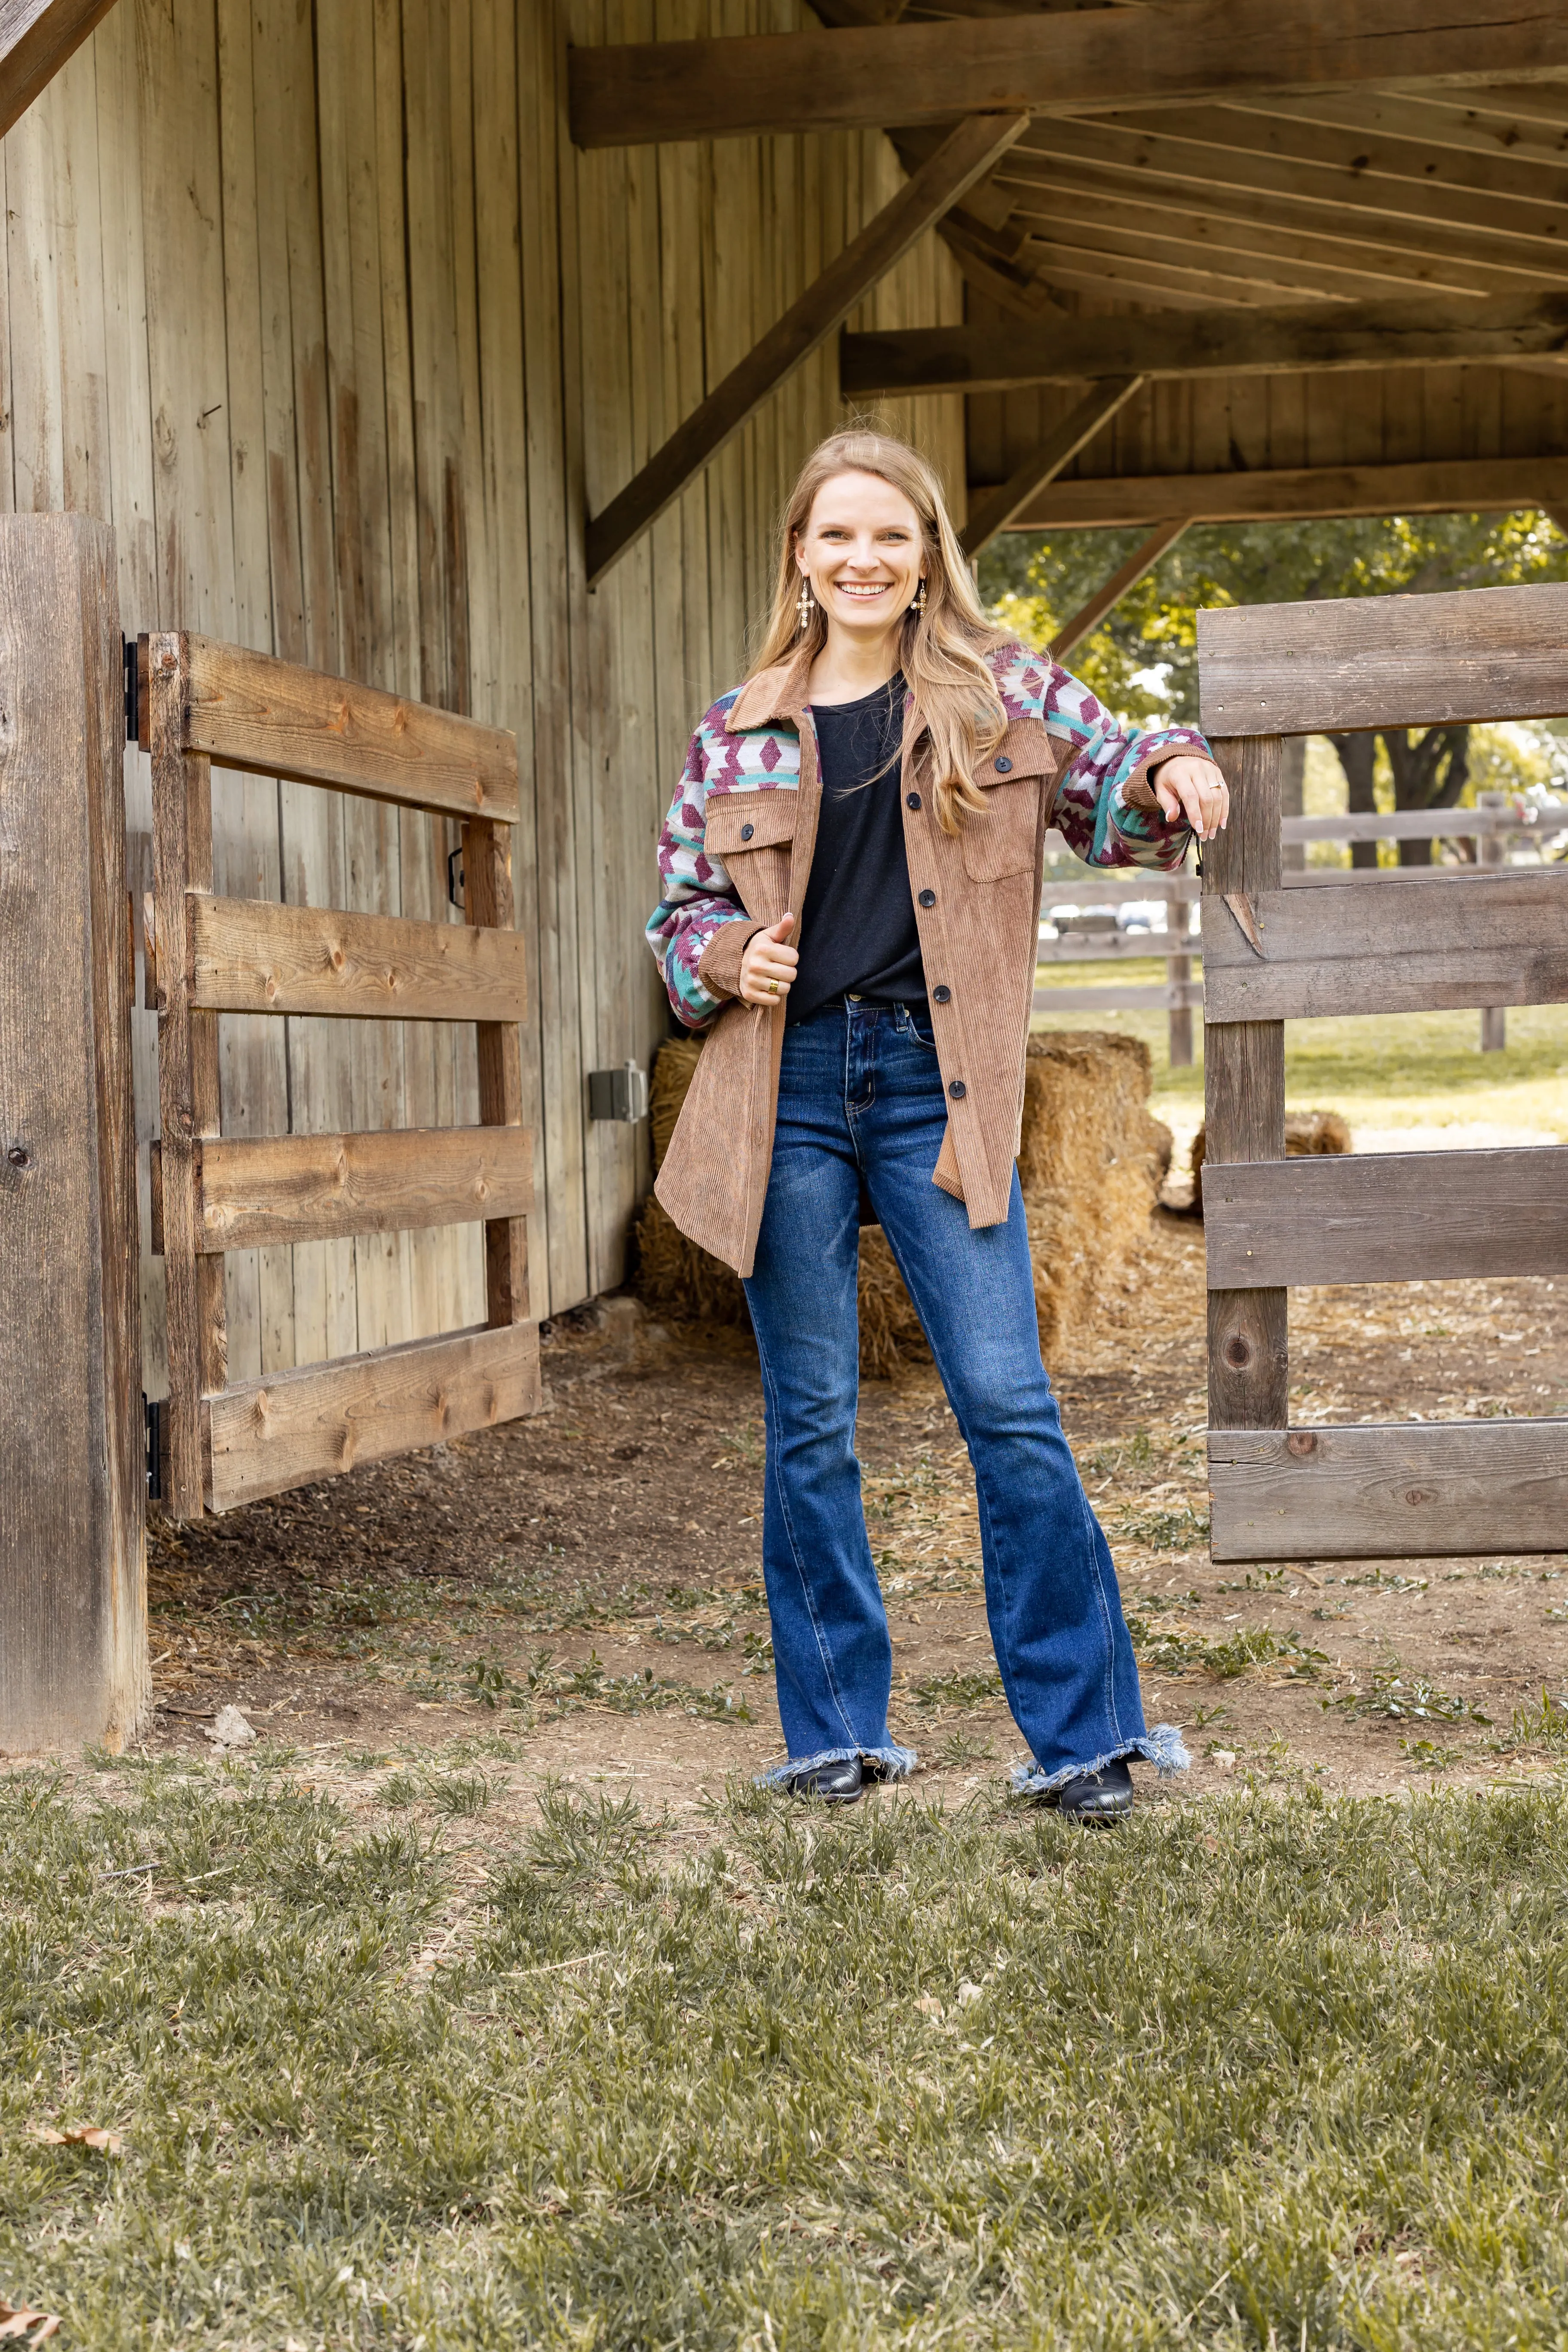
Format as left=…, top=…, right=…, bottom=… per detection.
left=568, top=0, right=1568, bottom=149
left=1001, top=455, right=1568, bottom=530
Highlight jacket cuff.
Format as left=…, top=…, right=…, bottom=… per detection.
left=697, top=915, right=767, bottom=1000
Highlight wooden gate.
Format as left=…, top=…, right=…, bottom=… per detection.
left=1197, top=581, right=1568, bottom=1563
left=142, top=632, right=541, bottom=1521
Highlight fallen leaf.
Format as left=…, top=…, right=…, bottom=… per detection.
left=204, top=1705, right=256, bottom=1749
left=34, top=2126, right=123, bottom=2156
left=956, top=1981, right=983, bottom=2007
left=914, top=1994, right=943, bottom=2018
left=0, top=2300, right=61, bottom=2341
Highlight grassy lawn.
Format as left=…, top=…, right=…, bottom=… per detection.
left=6, top=1755, right=1568, bottom=2348
left=1033, top=968, right=1568, bottom=1142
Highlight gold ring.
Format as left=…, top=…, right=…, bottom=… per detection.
left=767, top=977, right=780, bottom=995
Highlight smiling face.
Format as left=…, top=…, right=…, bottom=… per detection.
left=794, top=469, right=927, bottom=643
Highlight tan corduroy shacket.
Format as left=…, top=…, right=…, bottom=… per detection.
left=650, top=641, right=1207, bottom=1279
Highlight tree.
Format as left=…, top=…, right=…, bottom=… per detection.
left=979, top=511, right=1568, bottom=861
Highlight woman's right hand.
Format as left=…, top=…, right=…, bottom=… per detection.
left=738, top=913, right=798, bottom=1008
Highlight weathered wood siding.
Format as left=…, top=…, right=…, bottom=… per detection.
left=0, top=0, right=963, bottom=1383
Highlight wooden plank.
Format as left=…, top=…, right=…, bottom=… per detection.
left=1033, top=981, right=1203, bottom=1011
left=1049, top=518, right=1187, bottom=659
left=585, top=109, right=1027, bottom=585
left=1010, top=454, right=1568, bottom=529
left=841, top=291, right=1568, bottom=400
left=1282, top=807, right=1535, bottom=842
left=959, top=376, right=1142, bottom=558
left=179, top=634, right=518, bottom=818
left=149, top=637, right=227, bottom=1521
left=1041, top=867, right=1200, bottom=905
left=1200, top=869, right=1568, bottom=1021
left=0, top=0, right=116, bottom=142
left=463, top=813, right=530, bottom=1328
left=567, top=0, right=1568, bottom=148
left=188, top=895, right=530, bottom=1023
left=1007, top=111, right=1568, bottom=259
left=195, top=1125, right=535, bottom=1250
left=205, top=1320, right=542, bottom=1512
left=1209, top=1420, right=1568, bottom=1562
left=1036, top=932, right=1204, bottom=964
left=1205, top=1145, right=1568, bottom=1289
left=1197, top=580, right=1568, bottom=734
left=1203, top=734, right=1286, bottom=1435
left=0, top=513, right=145, bottom=1749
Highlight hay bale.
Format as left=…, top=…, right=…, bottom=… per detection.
left=632, top=1027, right=1170, bottom=1371
left=1018, top=1031, right=1173, bottom=1360
left=1189, top=1108, right=1351, bottom=1216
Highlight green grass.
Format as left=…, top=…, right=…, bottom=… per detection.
left=6, top=1762, right=1568, bottom=2347
left=1033, top=974, right=1568, bottom=1133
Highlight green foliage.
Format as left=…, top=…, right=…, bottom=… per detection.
left=980, top=508, right=1568, bottom=728
left=9, top=1765, right=1568, bottom=2346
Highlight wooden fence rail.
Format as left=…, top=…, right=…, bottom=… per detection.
left=143, top=633, right=541, bottom=1520
left=1195, top=579, right=1568, bottom=1563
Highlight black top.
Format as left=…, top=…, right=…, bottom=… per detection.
left=787, top=674, right=926, bottom=1026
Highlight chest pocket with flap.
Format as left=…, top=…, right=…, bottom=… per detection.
left=959, top=717, right=1057, bottom=883
left=704, top=787, right=799, bottom=920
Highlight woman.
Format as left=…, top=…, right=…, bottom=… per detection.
left=646, top=428, right=1228, bottom=1821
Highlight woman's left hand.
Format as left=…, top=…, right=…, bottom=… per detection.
left=1151, top=755, right=1229, bottom=842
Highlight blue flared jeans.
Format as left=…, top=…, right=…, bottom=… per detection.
left=741, top=998, right=1187, bottom=1793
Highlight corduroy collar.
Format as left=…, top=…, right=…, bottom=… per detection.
left=725, top=645, right=814, bottom=732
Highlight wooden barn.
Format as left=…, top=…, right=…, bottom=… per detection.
left=3, top=0, right=1568, bottom=1748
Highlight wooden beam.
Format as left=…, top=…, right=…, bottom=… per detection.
left=1047, top=519, right=1187, bottom=660
left=1204, top=1145, right=1568, bottom=1289
left=0, top=513, right=145, bottom=1751
left=0, top=0, right=118, bottom=142
left=585, top=111, right=1027, bottom=588
left=188, top=896, right=530, bottom=1024
left=190, top=1127, right=536, bottom=1251
left=567, top=0, right=1568, bottom=149
left=205, top=1324, right=542, bottom=1513
left=1197, top=578, right=1568, bottom=734
left=1203, top=734, right=1287, bottom=1438
left=959, top=378, right=1141, bottom=559
left=1008, top=455, right=1568, bottom=530
left=1200, top=870, right=1568, bottom=1023
left=173, top=635, right=518, bottom=822
left=1209, top=1420, right=1568, bottom=1562
left=841, top=290, right=1568, bottom=398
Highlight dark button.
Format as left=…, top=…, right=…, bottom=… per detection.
left=906, top=791, right=921, bottom=810
left=932, top=985, right=951, bottom=1004
left=740, top=822, right=754, bottom=841
left=948, top=1079, right=967, bottom=1100
left=994, top=754, right=1013, bottom=773
left=918, top=888, right=936, bottom=908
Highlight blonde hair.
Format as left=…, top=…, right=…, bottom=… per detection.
left=751, top=428, right=1011, bottom=833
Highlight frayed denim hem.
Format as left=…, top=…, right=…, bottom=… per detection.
left=1009, top=1722, right=1191, bottom=1797
left=758, top=1741, right=918, bottom=1789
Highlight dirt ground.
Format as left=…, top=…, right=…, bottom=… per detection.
left=133, top=1208, right=1568, bottom=1817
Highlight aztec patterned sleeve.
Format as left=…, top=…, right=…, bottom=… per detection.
left=645, top=695, right=760, bottom=1031
left=998, top=646, right=1213, bottom=873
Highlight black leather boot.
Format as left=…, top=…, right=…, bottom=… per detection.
left=1048, top=1757, right=1133, bottom=1822
left=781, top=1755, right=864, bottom=1804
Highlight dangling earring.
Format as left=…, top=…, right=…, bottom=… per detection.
left=911, top=580, right=927, bottom=616
left=796, top=576, right=813, bottom=632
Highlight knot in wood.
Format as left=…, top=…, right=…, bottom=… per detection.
left=1405, top=1488, right=1429, bottom=1507
left=1286, top=1431, right=1317, bottom=1458
left=1222, top=1333, right=1253, bottom=1370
